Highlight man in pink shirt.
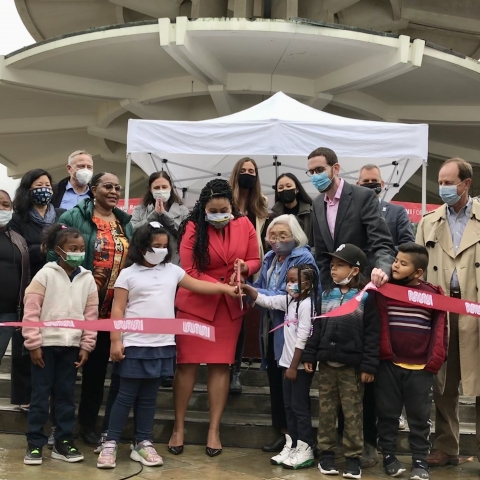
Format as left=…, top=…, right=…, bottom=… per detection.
left=307, top=147, right=395, bottom=470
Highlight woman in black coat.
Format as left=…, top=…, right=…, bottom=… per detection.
left=8, top=169, right=64, bottom=409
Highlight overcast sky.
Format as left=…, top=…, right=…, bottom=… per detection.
left=0, top=0, right=34, bottom=196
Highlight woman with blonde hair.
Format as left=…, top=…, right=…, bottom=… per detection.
left=229, top=157, right=269, bottom=393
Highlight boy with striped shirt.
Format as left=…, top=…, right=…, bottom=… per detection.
left=375, top=243, right=447, bottom=480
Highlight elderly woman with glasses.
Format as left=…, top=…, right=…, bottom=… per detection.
left=57, top=172, right=133, bottom=447
left=240, top=214, right=318, bottom=453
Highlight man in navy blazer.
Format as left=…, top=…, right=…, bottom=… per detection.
left=357, top=164, right=415, bottom=248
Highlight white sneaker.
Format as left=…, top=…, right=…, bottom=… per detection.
left=399, top=415, right=406, bottom=430
left=270, top=434, right=292, bottom=465
left=282, top=440, right=315, bottom=469
left=47, top=427, right=56, bottom=449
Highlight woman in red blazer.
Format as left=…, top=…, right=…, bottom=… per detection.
left=169, top=179, right=261, bottom=457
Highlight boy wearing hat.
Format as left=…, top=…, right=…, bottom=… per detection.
left=302, top=243, right=380, bottom=479
left=375, top=242, right=447, bottom=480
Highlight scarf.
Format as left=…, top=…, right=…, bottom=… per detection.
left=28, top=204, right=57, bottom=228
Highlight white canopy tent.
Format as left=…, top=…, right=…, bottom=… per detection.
left=126, top=92, right=429, bottom=211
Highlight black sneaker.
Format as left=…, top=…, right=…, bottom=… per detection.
left=410, top=460, right=429, bottom=480
left=24, top=444, right=43, bottom=465
left=384, top=454, right=406, bottom=477
left=343, top=457, right=362, bottom=479
left=318, top=454, right=339, bottom=475
left=80, top=428, right=99, bottom=446
left=52, top=440, right=84, bottom=463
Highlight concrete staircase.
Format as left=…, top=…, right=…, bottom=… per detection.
left=0, top=357, right=477, bottom=455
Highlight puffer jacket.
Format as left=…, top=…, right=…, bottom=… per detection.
left=377, top=281, right=447, bottom=374
left=302, top=288, right=380, bottom=374
left=55, top=199, right=133, bottom=270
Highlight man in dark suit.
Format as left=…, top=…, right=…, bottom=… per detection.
left=308, top=147, right=395, bottom=289
left=357, top=164, right=415, bottom=247
left=308, top=147, right=396, bottom=469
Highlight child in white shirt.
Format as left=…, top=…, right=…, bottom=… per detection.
left=242, top=263, right=319, bottom=470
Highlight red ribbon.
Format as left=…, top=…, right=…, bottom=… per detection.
left=315, top=282, right=480, bottom=320
left=0, top=318, right=216, bottom=342
left=269, top=282, right=480, bottom=333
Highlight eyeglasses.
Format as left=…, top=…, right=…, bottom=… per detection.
left=266, top=234, right=293, bottom=243
left=305, top=166, right=331, bottom=177
left=101, top=183, right=123, bottom=192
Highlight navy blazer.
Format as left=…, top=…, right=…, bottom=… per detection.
left=312, top=181, right=395, bottom=289
left=379, top=200, right=415, bottom=248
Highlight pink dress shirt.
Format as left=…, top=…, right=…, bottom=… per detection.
left=324, top=178, right=344, bottom=238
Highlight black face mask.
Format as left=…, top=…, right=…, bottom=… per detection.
left=390, top=272, right=416, bottom=286
left=361, top=182, right=382, bottom=195
left=238, top=173, right=257, bottom=190
left=278, top=189, right=297, bottom=204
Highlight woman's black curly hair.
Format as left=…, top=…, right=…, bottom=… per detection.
left=177, top=179, right=241, bottom=272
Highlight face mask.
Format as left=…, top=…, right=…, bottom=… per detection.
left=311, top=168, right=333, bottom=193
left=0, top=210, right=12, bottom=227
left=75, top=168, right=93, bottom=186
left=206, top=212, right=232, bottom=229
left=439, top=182, right=464, bottom=206
left=361, top=182, right=382, bottom=195
left=287, top=282, right=299, bottom=298
left=31, top=187, right=53, bottom=206
left=278, top=189, right=297, bottom=204
left=270, top=239, right=296, bottom=256
left=238, top=173, right=257, bottom=190
left=390, top=272, right=416, bottom=286
left=152, top=189, right=171, bottom=202
left=333, top=268, right=354, bottom=286
left=144, top=247, right=168, bottom=265
left=58, top=248, right=85, bottom=268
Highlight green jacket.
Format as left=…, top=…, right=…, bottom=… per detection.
left=54, top=199, right=133, bottom=271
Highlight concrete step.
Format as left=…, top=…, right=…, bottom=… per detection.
left=0, top=399, right=477, bottom=456
left=0, top=372, right=477, bottom=423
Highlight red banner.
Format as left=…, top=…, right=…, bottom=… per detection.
left=117, top=198, right=142, bottom=214
left=316, top=282, right=480, bottom=320
left=0, top=318, right=216, bottom=342
left=391, top=201, right=440, bottom=223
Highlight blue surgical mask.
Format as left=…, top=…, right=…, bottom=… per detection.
left=205, top=212, right=232, bottom=229
left=439, top=182, right=464, bottom=206
left=270, top=239, right=296, bottom=256
left=311, top=168, right=333, bottom=193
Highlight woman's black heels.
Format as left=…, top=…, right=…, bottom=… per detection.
left=206, top=447, right=222, bottom=457
left=168, top=445, right=184, bottom=455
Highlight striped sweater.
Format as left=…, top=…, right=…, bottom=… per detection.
left=22, top=262, right=98, bottom=351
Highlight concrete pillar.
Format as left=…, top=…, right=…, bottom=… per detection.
left=191, top=0, right=228, bottom=17
left=234, top=0, right=254, bottom=17
left=271, top=0, right=298, bottom=20
left=298, top=0, right=333, bottom=22
left=253, top=0, right=264, bottom=17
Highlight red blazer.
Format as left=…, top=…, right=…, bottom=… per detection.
left=175, top=216, right=261, bottom=322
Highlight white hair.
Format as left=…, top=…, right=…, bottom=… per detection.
left=267, top=214, right=308, bottom=248
left=68, top=150, right=92, bottom=165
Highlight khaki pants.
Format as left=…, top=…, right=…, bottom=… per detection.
left=433, top=314, right=480, bottom=457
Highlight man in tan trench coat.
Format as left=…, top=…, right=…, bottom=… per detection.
left=416, top=157, right=480, bottom=466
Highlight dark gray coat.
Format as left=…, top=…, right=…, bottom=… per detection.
left=312, top=181, right=395, bottom=288
left=380, top=199, right=415, bottom=248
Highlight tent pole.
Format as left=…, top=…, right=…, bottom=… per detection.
left=125, top=154, right=132, bottom=213
left=273, top=155, right=278, bottom=179
left=421, top=160, right=427, bottom=216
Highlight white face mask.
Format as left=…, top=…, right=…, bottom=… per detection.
left=152, top=190, right=171, bottom=202
left=333, top=269, right=354, bottom=286
left=143, top=247, right=168, bottom=265
left=0, top=209, right=13, bottom=227
left=75, top=168, right=93, bottom=186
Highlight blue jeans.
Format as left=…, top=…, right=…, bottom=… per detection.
left=106, top=376, right=162, bottom=443
left=0, top=312, right=17, bottom=365
left=27, top=346, right=79, bottom=447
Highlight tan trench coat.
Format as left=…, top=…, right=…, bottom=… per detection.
left=416, top=199, right=480, bottom=396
